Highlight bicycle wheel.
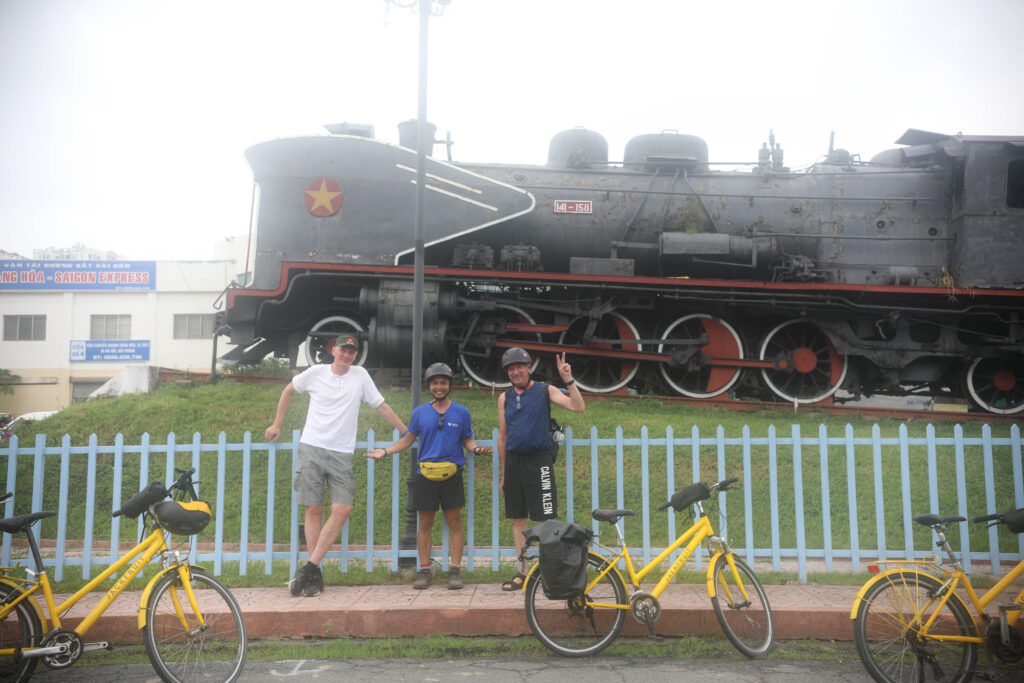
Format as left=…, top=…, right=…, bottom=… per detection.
left=710, top=554, right=774, bottom=657
left=0, top=583, right=42, bottom=683
left=524, top=551, right=628, bottom=657
left=143, top=568, right=247, bottom=683
left=853, top=571, right=977, bottom=683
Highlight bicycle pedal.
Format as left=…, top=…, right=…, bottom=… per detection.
left=83, top=642, right=111, bottom=652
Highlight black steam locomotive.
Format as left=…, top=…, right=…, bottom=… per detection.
left=219, top=122, right=1024, bottom=415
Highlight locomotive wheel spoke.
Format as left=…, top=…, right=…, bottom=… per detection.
left=305, top=315, right=367, bottom=366
left=658, top=314, right=744, bottom=398
left=759, top=320, right=847, bottom=404
left=966, top=357, right=1024, bottom=415
left=557, top=312, right=641, bottom=393
left=460, top=305, right=541, bottom=388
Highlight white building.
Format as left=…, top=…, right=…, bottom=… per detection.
left=1, top=238, right=253, bottom=415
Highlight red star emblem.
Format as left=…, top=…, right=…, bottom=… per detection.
left=304, top=178, right=343, bottom=217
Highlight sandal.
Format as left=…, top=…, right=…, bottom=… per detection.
left=501, top=572, right=526, bottom=592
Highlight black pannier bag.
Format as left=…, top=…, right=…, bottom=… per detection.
left=524, top=519, right=594, bottom=600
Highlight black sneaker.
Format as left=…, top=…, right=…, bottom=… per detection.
left=447, top=566, right=463, bottom=590
left=302, top=564, right=323, bottom=597
left=413, top=568, right=432, bottom=590
left=288, top=563, right=310, bottom=596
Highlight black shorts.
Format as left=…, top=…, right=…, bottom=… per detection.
left=410, top=468, right=465, bottom=511
left=504, top=448, right=558, bottom=521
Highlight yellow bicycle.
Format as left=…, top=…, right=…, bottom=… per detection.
left=522, top=476, right=774, bottom=657
left=851, top=507, right=1024, bottom=682
left=0, top=468, right=247, bottom=682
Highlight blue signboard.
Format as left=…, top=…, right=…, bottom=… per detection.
left=0, top=260, right=156, bottom=291
left=70, top=340, right=151, bottom=362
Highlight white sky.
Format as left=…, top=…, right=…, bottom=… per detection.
left=1, top=0, right=1022, bottom=261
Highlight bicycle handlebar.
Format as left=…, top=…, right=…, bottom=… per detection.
left=972, top=513, right=1002, bottom=524
left=658, top=476, right=742, bottom=512
left=714, top=477, right=740, bottom=492
left=112, top=468, right=198, bottom=518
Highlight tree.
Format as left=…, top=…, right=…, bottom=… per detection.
left=0, top=368, right=18, bottom=396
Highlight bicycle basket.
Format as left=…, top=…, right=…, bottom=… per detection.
left=153, top=500, right=211, bottom=536
left=1003, top=507, right=1024, bottom=534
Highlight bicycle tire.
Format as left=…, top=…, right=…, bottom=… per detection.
left=524, top=551, right=627, bottom=657
left=853, top=570, right=977, bottom=683
left=142, top=568, right=247, bottom=683
left=0, top=583, right=42, bottom=683
left=710, top=554, right=775, bottom=657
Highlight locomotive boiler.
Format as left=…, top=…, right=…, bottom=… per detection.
left=219, top=123, right=1024, bottom=415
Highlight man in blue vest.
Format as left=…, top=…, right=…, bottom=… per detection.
left=497, top=348, right=584, bottom=591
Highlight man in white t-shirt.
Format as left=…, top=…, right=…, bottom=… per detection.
left=265, top=335, right=406, bottom=597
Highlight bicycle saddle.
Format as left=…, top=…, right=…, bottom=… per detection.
left=592, top=509, right=635, bottom=523
left=0, top=510, right=56, bottom=534
left=913, top=513, right=966, bottom=527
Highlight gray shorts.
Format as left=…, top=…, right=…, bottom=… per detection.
left=294, top=443, right=355, bottom=507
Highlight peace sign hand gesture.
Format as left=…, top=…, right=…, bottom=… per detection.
left=555, top=352, right=575, bottom=386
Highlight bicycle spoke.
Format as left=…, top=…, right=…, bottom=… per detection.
left=143, top=569, right=247, bottom=683
left=524, top=553, right=627, bottom=657
left=853, top=572, right=976, bottom=683
left=710, top=555, right=774, bottom=657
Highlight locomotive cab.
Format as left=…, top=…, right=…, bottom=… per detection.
left=945, top=135, right=1024, bottom=288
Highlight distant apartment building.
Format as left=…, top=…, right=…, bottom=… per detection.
left=0, top=238, right=253, bottom=416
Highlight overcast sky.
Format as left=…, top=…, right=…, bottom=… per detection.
left=1, top=0, right=1022, bottom=261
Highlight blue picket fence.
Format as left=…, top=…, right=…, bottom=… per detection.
left=2, top=423, right=1022, bottom=584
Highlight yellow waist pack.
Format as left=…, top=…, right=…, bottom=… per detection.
left=419, top=461, right=458, bottom=481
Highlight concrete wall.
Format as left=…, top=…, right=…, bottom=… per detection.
left=1, top=258, right=240, bottom=415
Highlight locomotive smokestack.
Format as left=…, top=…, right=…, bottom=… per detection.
left=398, top=119, right=437, bottom=156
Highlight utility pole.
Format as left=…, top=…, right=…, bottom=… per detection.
left=389, top=0, right=448, bottom=569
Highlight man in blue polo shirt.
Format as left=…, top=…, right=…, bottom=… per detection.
left=367, top=363, right=491, bottom=589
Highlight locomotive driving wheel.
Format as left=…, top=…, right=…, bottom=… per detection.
left=305, top=315, right=367, bottom=366
left=557, top=312, right=642, bottom=394
left=657, top=314, right=744, bottom=398
left=459, top=305, right=541, bottom=388
left=966, top=357, right=1024, bottom=415
left=758, top=320, right=847, bottom=404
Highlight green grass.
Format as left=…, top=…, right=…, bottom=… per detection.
left=3, top=378, right=1021, bottom=583
left=83, top=634, right=860, bottom=667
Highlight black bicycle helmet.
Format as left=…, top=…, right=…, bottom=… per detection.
left=153, top=500, right=212, bottom=536
left=424, top=362, right=454, bottom=382
left=500, top=347, right=531, bottom=369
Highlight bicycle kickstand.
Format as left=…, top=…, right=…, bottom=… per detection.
left=640, top=608, right=663, bottom=642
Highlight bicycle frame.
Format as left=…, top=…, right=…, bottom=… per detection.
left=0, top=526, right=201, bottom=654
left=575, top=502, right=750, bottom=608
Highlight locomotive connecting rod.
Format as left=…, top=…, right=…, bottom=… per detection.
left=492, top=339, right=788, bottom=370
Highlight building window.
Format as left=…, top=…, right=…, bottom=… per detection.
left=174, top=313, right=216, bottom=339
left=1008, top=159, right=1024, bottom=209
left=2, top=315, right=46, bottom=341
left=90, top=314, right=130, bottom=340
